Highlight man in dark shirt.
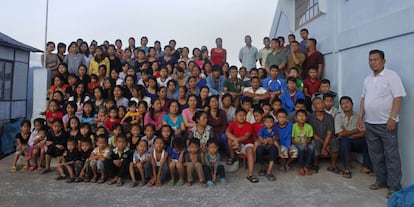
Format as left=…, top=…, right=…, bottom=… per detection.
left=308, top=97, right=339, bottom=174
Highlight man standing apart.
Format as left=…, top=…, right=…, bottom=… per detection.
left=358, top=49, right=406, bottom=198
left=239, top=35, right=259, bottom=71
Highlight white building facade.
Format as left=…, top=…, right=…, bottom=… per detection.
left=270, top=0, right=414, bottom=185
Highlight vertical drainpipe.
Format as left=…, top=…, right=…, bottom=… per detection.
left=333, top=0, right=342, bottom=101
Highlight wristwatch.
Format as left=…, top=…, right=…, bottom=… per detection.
left=390, top=117, right=397, bottom=121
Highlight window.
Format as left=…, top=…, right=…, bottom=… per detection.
left=0, top=61, right=13, bottom=100
left=295, top=0, right=322, bottom=30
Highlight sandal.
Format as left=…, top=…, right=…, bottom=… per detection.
left=226, top=157, right=236, bottom=165
left=21, top=165, right=28, bottom=172
left=91, top=177, right=98, bottom=183
left=55, top=175, right=67, bottom=180
left=311, top=165, right=319, bottom=174
left=10, top=166, right=17, bottom=173
left=107, top=179, right=117, bottom=185
left=258, top=169, right=266, bottom=176
left=29, top=166, right=37, bottom=172
left=176, top=180, right=184, bottom=186
left=116, top=180, right=124, bottom=187
left=66, top=177, right=75, bottom=183
left=97, top=178, right=105, bottom=184
left=266, top=174, right=276, bottom=181
left=246, top=176, right=259, bottom=183
left=200, top=182, right=207, bottom=188
left=304, top=168, right=312, bottom=176
left=298, top=168, right=305, bottom=176
left=327, top=166, right=343, bottom=175
left=343, top=171, right=352, bottom=179
left=130, top=181, right=138, bottom=188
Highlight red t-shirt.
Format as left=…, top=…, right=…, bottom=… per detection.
left=251, top=122, right=263, bottom=141
left=46, top=111, right=63, bottom=123
left=104, top=118, right=120, bottom=131
left=210, top=48, right=227, bottom=66
left=303, top=78, right=321, bottom=96
left=303, top=51, right=324, bottom=76
left=227, top=121, right=254, bottom=145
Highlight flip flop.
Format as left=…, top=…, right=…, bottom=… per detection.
left=298, top=168, right=305, bottom=176
left=246, top=176, right=259, bottom=183
left=343, top=171, right=352, bottom=179
left=327, top=166, right=343, bottom=175
left=130, top=181, right=138, bottom=188
left=266, top=174, right=276, bottom=181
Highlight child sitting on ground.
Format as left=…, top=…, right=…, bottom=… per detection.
left=29, top=125, right=48, bottom=172
left=56, top=139, right=80, bottom=183
left=108, top=135, right=131, bottom=187
left=42, top=119, right=67, bottom=175
left=184, top=138, right=207, bottom=187
left=148, top=137, right=169, bottom=187
left=129, top=140, right=151, bottom=187
left=11, top=120, right=31, bottom=172
left=256, top=115, right=278, bottom=181
left=275, top=109, right=297, bottom=172
left=204, top=140, right=226, bottom=186
left=292, top=109, right=314, bottom=176
left=76, top=140, right=93, bottom=182
left=167, top=137, right=185, bottom=186
left=89, top=134, right=111, bottom=184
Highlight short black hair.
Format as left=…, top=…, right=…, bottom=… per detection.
left=369, top=49, right=385, bottom=59
left=295, top=99, right=306, bottom=106
left=253, top=107, right=264, bottom=114
left=320, top=79, right=331, bottom=85
left=340, top=96, right=353, bottom=105
left=323, top=93, right=335, bottom=100
left=276, top=108, right=288, bottom=116
left=172, top=137, right=185, bottom=149
left=263, top=114, right=275, bottom=122
left=300, top=28, right=309, bottom=34
left=287, top=77, right=297, bottom=84
left=188, top=138, right=200, bottom=147
left=296, top=109, right=307, bottom=116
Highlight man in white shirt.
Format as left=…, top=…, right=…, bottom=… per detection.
left=358, top=49, right=406, bottom=198
left=239, top=35, right=259, bottom=71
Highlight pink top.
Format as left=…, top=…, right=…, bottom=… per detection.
left=182, top=108, right=197, bottom=131
left=144, top=111, right=167, bottom=130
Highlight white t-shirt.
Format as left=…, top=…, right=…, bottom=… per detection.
left=361, top=68, right=406, bottom=124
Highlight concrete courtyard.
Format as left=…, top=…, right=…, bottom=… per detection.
left=0, top=156, right=388, bottom=207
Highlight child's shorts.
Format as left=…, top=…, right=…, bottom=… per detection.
left=90, top=159, right=104, bottom=171
left=280, top=145, right=298, bottom=159
left=240, top=143, right=254, bottom=155
left=46, top=145, right=65, bottom=157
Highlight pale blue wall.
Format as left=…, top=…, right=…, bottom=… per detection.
left=271, top=0, right=414, bottom=185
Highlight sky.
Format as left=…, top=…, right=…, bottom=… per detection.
left=0, top=0, right=278, bottom=67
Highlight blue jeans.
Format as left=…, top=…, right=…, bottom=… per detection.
left=256, top=145, right=278, bottom=166
left=295, top=143, right=314, bottom=168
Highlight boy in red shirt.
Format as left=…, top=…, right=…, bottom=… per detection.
left=226, top=108, right=258, bottom=183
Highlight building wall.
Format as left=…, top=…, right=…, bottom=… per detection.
left=271, top=0, right=414, bottom=185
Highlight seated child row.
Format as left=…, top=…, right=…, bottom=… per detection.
left=13, top=95, right=370, bottom=185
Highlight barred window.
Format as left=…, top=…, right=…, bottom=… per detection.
left=295, top=0, right=321, bottom=30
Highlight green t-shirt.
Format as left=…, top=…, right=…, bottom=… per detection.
left=292, top=123, right=313, bottom=144
left=224, top=78, right=244, bottom=93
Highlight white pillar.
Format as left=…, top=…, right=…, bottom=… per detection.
left=31, top=69, right=49, bottom=123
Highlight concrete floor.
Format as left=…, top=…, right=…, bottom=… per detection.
left=0, top=156, right=388, bottom=207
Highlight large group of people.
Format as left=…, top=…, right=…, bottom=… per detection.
left=11, top=29, right=405, bottom=198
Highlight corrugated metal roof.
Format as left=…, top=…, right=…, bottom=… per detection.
left=0, top=32, right=43, bottom=52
